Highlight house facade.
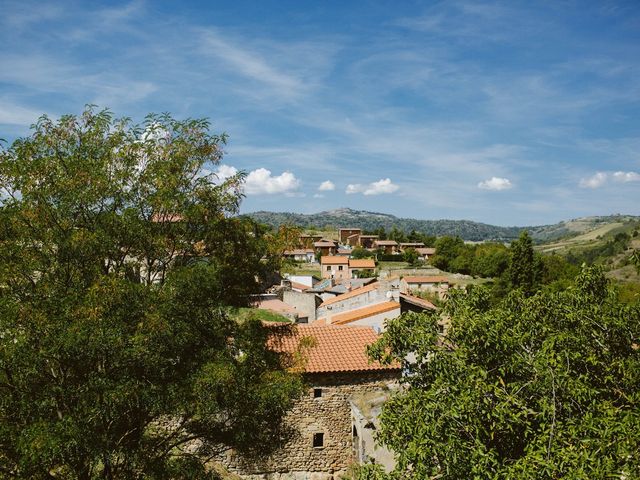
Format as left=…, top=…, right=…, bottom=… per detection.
left=320, top=256, right=350, bottom=280
left=218, top=324, right=401, bottom=479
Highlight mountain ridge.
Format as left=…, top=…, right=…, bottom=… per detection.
left=244, top=208, right=640, bottom=242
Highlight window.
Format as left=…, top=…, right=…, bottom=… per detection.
left=338, top=265, right=343, bottom=271
left=326, top=266, right=331, bottom=271
left=313, top=388, right=322, bottom=398
left=313, top=432, right=324, bottom=448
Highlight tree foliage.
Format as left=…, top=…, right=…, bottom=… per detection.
left=0, top=108, right=302, bottom=479
left=365, top=266, right=640, bottom=479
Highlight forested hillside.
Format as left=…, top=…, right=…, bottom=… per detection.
left=246, top=208, right=639, bottom=243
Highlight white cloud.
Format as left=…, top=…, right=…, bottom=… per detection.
left=214, top=164, right=239, bottom=181
left=346, top=178, right=399, bottom=195
left=579, top=172, right=607, bottom=188
left=318, top=180, right=335, bottom=191
left=477, top=177, right=513, bottom=191
left=580, top=171, right=640, bottom=188
left=612, top=171, right=640, bottom=183
left=313, top=193, right=325, bottom=198
left=244, top=168, right=301, bottom=195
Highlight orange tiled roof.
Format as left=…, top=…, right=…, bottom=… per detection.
left=267, top=324, right=399, bottom=373
left=330, top=301, right=400, bottom=326
left=321, top=255, right=349, bottom=265
left=349, top=259, right=376, bottom=269
left=374, top=240, right=398, bottom=246
left=314, top=241, right=337, bottom=247
left=403, top=276, right=449, bottom=284
left=416, top=247, right=436, bottom=255
left=320, top=282, right=378, bottom=307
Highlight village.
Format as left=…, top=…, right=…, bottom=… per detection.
left=225, top=228, right=451, bottom=479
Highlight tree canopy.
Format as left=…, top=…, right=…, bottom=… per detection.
left=0, top=108, right=302, bottom=479
left=364, top=266, right=640, bottom=479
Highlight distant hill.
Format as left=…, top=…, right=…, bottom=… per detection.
left=245, top=209, right=640, bottom=243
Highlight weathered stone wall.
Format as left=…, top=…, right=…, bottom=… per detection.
left=283, top=290, right=321, bottom=322
left=218, top=370, right=399, bottom=479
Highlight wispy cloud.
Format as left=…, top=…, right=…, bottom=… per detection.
left=580, top=171, right=640, bottom=188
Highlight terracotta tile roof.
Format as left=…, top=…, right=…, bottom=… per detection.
left=400, top=242, right=425, bottom=247
left=349, top=259, right=376, bottom=269
left=320, top=282, right=379, bottom=307
left=330, top=301, right=400, bottom=326
left=416, top=247, right=436, bottom=255
left=267, top=324, right=399, bottom=373
left=374, top=240, right=398, bottom=246
left=359, top=235, right=379, bottom=238
left=403, top=276, right=449, bottom=284
left=314, top=241, right=337, bottom=247
left=399, top=293, right=437, bottom=311
left=321, top=255, right=349, bottom=265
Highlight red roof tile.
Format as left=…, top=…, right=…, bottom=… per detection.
left=349, top=259, right=376, bottom=269
left=267, top=324, right=399, bottom=373
left=321, top=255, right=349, bottom=265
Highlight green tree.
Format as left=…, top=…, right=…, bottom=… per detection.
left=364, top=266, right=640, bottom=479
left=351, top=247, right=375, bottom=259
left=508, top=231, right=543, bottom=295
left=0, top=108, right=302, bottom=479
left=431, top=236, right=465, bottom=271
left=402, top=248, right=419, bottom=266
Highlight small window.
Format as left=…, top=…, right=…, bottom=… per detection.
left=313, top=388, right=322, bottom=398
left=326, top=266, right=331, bottom=271
left=352, top=425, right=358, bottom=437
left=313, top=432, right=324, bottom=448
left=338, top=265, right=343, bottom=271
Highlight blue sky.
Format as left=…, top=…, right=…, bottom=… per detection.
left=1, top=0, right=639, bottom=226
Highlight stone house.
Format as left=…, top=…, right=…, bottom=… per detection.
left=373, top=240, right=399, bottom=255
left=348, top=258, right=376, bottom=278
left=315, top=281, right=402, bottom=331
left=400, top=275, right=449, bottom=298
left=339, top=228, right=362, bottom=244
left=219, top=324, right=400, bottom=479
left=320, top=256, right=350, bottom=280
left=415, top=247, right=436, bottom=262
left=358, top=235, right=378, bottom=249
left=314, top=240, right=338, bottom=257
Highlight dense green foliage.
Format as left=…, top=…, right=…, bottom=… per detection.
left=364, top=266, right=640, bottom=479
left=0, top=108, right=302, bottom=479
left=430, top=236, right=510, bottom=279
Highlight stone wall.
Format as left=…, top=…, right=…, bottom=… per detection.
left=218, top=370, right=399, bottom=479
left=283, top=290, right=321, bottom=323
